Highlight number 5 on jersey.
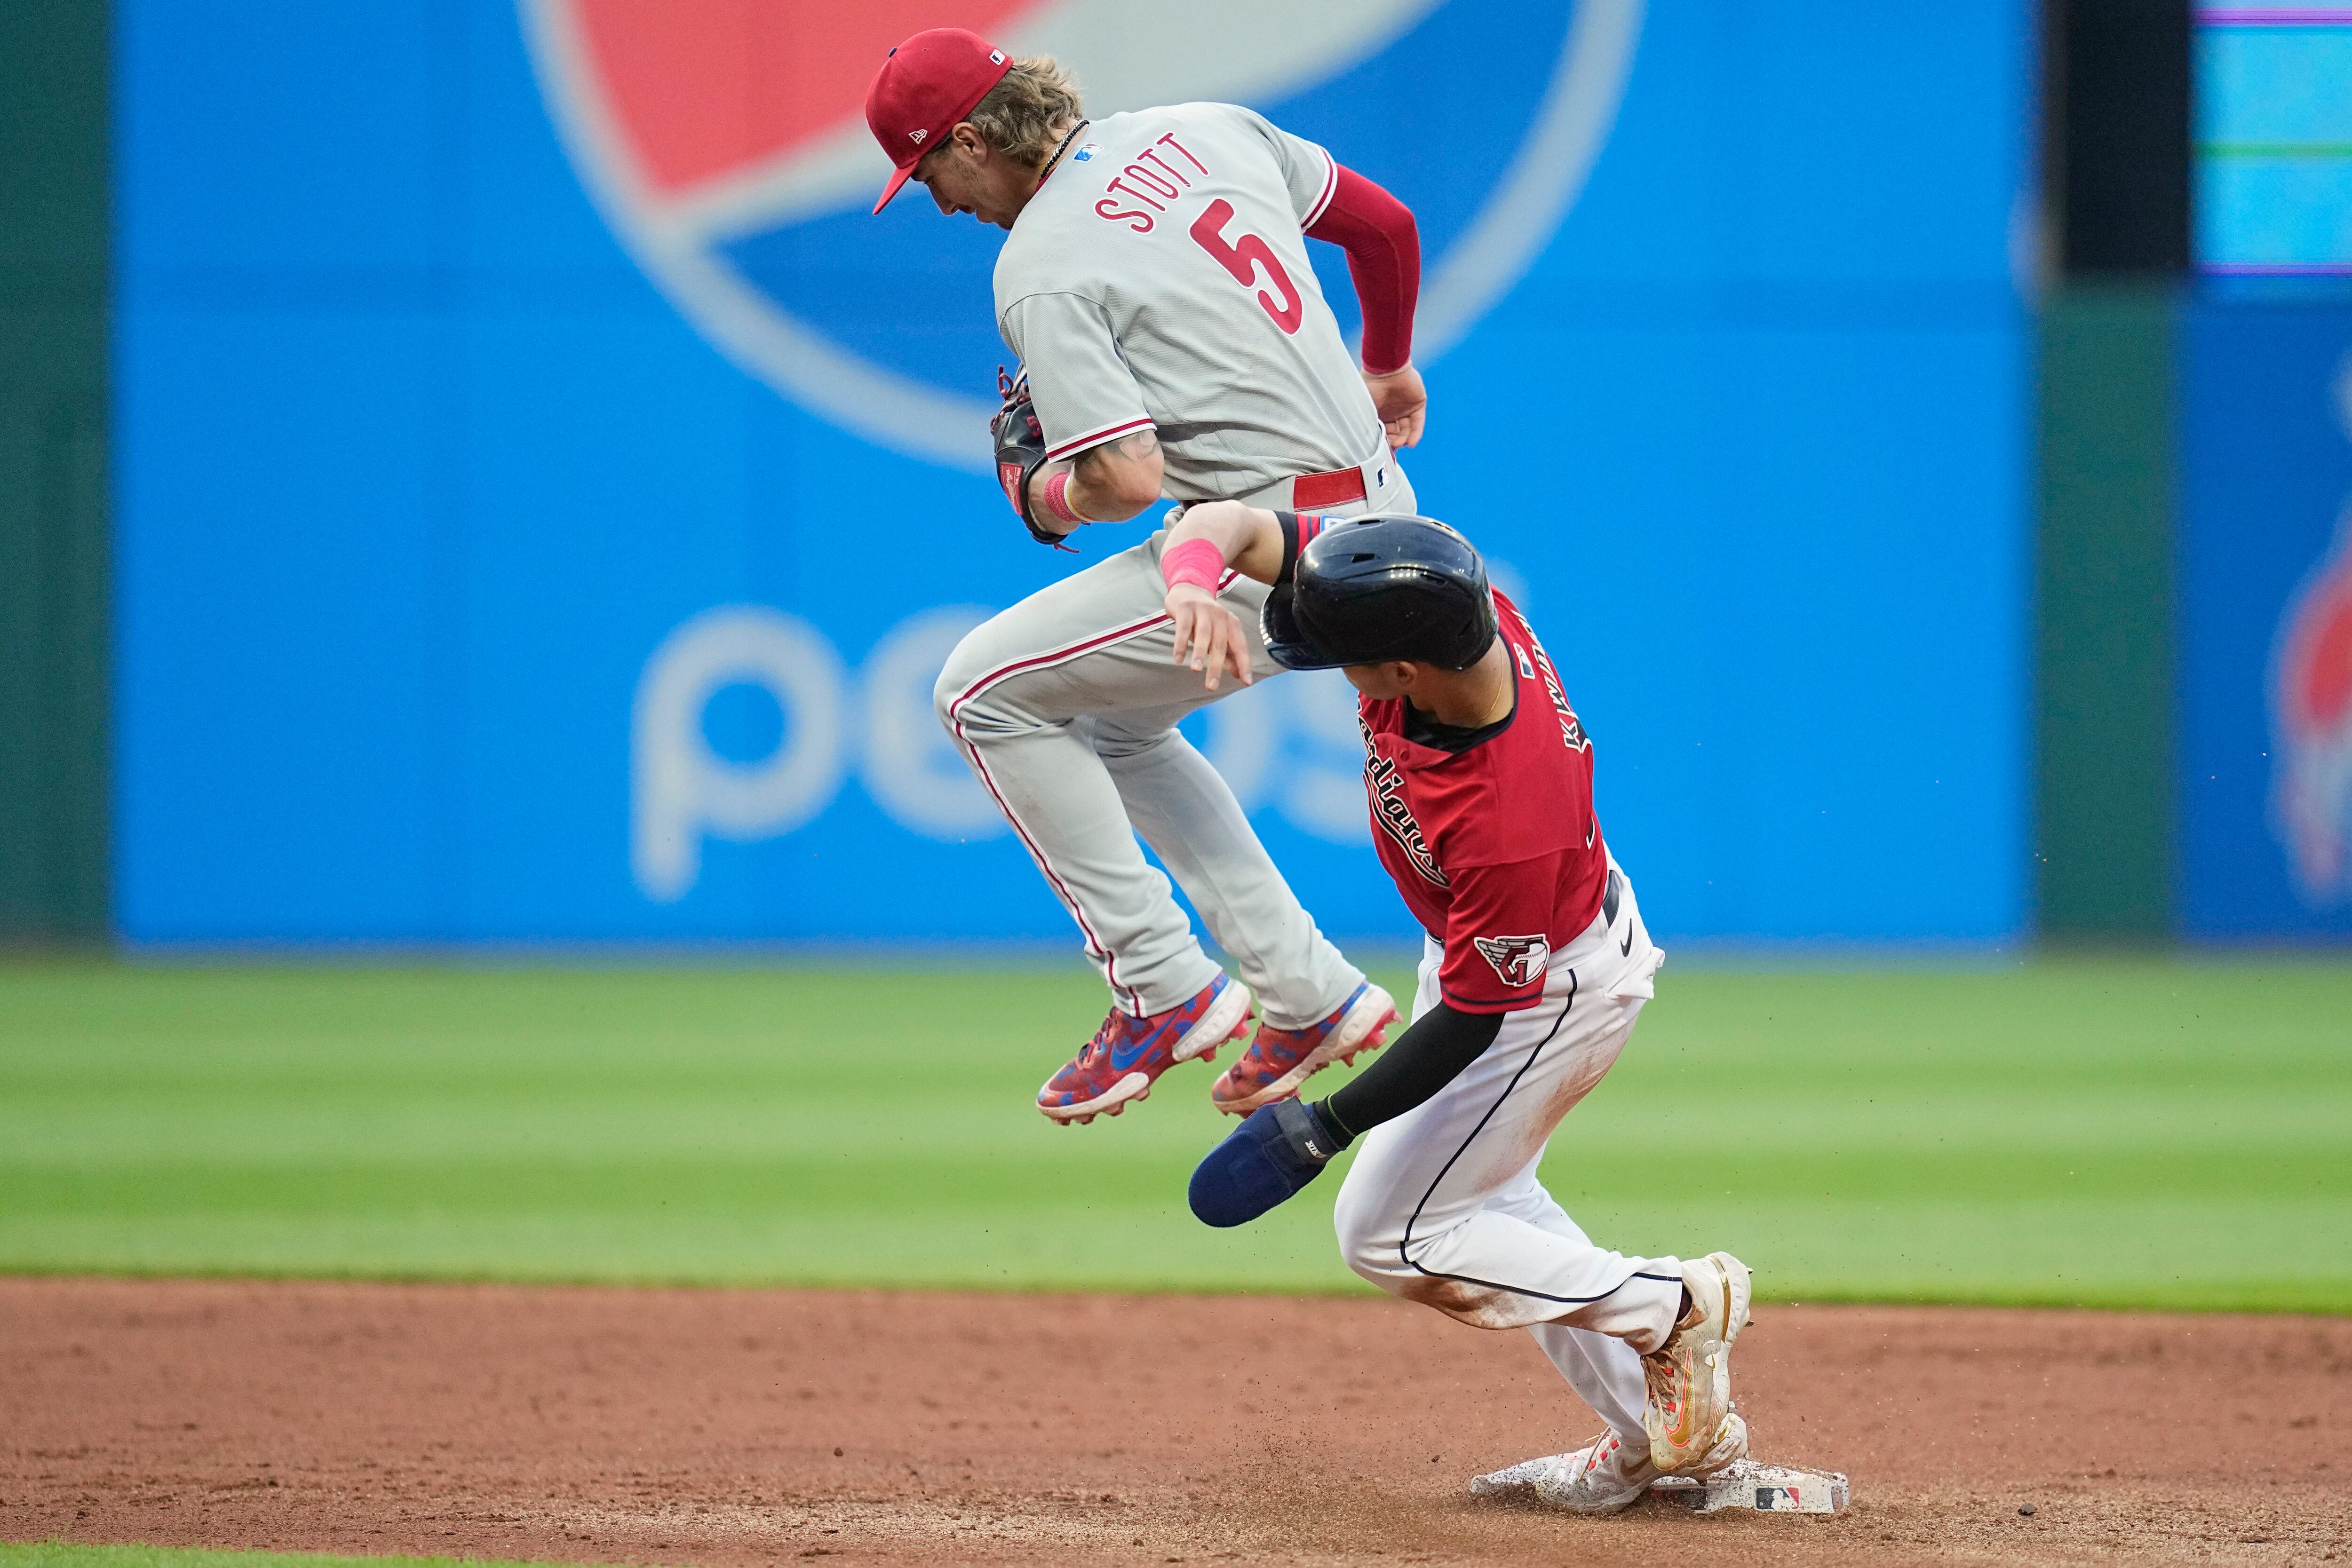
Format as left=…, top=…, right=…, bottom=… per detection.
left=1190, top=200, right=1303, bottom=334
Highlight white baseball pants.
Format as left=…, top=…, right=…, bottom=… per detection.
left=1331, top=869, right=1682, bottom=1444
left=934, top=496, right=1402, bottom=1026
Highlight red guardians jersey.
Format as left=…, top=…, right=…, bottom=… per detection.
left=1355, top=588, right=1608, bottom=1013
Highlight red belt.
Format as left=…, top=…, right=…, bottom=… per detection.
left=1291, top=464, right=1367, bottom=510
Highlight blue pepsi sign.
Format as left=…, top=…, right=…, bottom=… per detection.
left=113, top=2, right=2032, bottom=944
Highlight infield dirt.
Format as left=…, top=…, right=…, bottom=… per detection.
left=3, top=1279, right=2347, bottom=1568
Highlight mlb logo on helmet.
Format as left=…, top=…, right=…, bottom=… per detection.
left=2272, top=521, right=2352, bottom=903
left=520, top=0, right=1642, bottom=468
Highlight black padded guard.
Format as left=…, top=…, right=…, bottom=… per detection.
left=991, top=375, right=1069, bottom=549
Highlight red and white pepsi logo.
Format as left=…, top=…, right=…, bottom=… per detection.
left=520, top=0, right=1642, bottom=468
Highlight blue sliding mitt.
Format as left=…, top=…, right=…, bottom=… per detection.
left=1188, top=1099, right=1346, bottom=1227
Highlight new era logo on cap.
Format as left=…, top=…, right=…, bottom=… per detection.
left=909, top=128, right=926, bottom=144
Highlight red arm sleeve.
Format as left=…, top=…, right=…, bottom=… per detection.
left=1305, top=164, right=1421, bottom=377
left=1437, top=853, right=1567, bottom=1014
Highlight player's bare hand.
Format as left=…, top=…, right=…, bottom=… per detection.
left=1363, top=363, right=1426, bottom=449
left=1166, top=583, right=1253, bottom=691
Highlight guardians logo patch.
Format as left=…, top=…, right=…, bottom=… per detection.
left=1473, top=933, right=1549, bottom=988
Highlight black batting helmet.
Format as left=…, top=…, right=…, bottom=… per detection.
left=1261, top=514, right=1499, bottom=672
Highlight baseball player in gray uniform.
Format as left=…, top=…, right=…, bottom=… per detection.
left=864, top=28, right=1430, bottom=1124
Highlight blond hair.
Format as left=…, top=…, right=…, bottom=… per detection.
left=965, top=56, right=1084, bottom=169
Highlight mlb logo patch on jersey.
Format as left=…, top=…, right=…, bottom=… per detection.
left=1473, top=933, right=1549, bottom=988
left=1073, top=143, right=1101, bottom=163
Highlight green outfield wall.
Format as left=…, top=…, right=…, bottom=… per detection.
left=2035, top=285, right=2179, bottom=939
left=0, top=0, right=110, bottom=942
left=2033, top=0, right=2188, bottom=939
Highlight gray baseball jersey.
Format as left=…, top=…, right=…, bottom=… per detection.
left=938, top=95, right=1415, bottom=1052
left=993, top=102, right=1388, bottom=501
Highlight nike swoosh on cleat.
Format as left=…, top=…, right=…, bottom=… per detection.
left=1619, top=928, right=1632, bottom=957
left=1108, top=1032, right=1160, bottom=1072
left=1666, top=1394, right=1694, bottom=1448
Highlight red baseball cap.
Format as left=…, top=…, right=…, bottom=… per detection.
left=866, top=29, right=1014, bottom=214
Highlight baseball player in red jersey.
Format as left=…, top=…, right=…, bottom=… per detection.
left=866, top=30, right=1425, bottom=1127
left=1164, top=504, right=1754, bottom=1514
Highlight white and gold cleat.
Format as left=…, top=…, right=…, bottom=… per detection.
left=1642, top=1251, right=1753, bottom=1475
left=1531, top=1428, right=1658, bottom=1514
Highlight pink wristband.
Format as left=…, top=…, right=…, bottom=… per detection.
left=1041, top=470, right=1089, bottom=527
left=1162, top=536, right=1227, bottom=593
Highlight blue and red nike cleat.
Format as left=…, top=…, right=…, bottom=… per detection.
left=1209, top=981, right=1398, bottom=1116
left=1037, top=973, right=1256, bottom=1125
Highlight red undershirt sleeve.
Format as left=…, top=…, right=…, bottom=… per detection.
left=1304, top=164, right=1422, bottom=377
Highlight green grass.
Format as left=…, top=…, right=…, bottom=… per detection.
left=0, top=957, right=2347, bottom=1312
left=0, top=1546, right=588, bottom=1568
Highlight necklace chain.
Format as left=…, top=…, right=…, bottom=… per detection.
left=1035, top=119, right=1091, bottom=188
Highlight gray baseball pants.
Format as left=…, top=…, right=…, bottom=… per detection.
left=933, top=476, right=1407, bottom=1026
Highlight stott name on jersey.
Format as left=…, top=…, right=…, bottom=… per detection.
left=1084, top=131, right=1307, bottom=335
left=991, top=103, right=1385, bottom=502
